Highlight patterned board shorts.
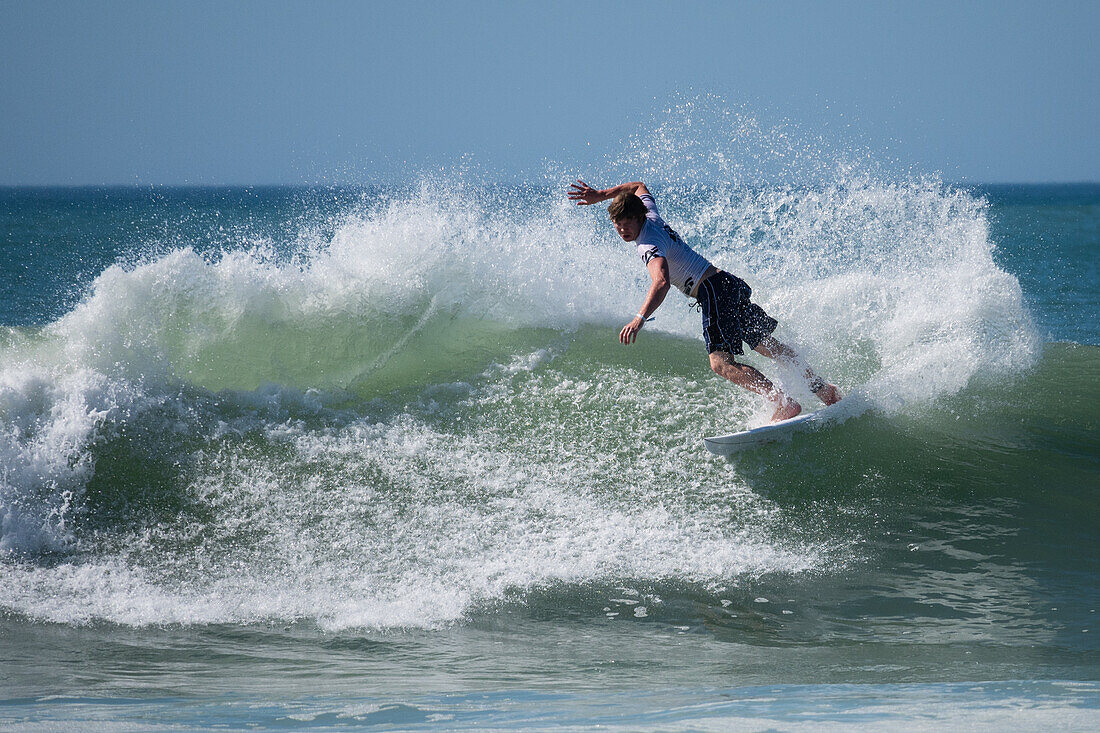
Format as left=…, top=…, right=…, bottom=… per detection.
left=696, top=271, right=778, bottom=355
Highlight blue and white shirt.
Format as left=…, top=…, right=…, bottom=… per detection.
left=633, top=194, right=713, bottom=297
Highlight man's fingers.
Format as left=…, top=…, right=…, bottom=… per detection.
left=619, top=323, right=639, bottom=344
left=567, top=179, right=599, bottom=206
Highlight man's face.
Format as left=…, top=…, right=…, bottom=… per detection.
left=612, top=216, right=643, bottom=242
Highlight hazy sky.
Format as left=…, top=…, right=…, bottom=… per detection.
left=2, top=0, right=1097, bottom=185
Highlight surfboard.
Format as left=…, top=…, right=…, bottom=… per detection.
left=703, top=401, right=845, bottom=455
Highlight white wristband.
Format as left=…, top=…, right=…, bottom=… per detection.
left=636, top=313, right=646, bottom=322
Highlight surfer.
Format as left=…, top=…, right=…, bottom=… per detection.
left=568, top=180, right=841, bottom=422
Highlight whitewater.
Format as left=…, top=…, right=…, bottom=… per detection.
left=0, top=169, right=1041, bottom=625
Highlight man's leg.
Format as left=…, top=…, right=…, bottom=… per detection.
left=709, top=350, right=801, bottom=422
left=753, top=336, right=842, bottom=405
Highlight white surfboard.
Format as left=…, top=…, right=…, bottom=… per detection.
left=703, top=400, right=846, bottom=455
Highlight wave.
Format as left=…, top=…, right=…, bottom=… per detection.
left=0, top=157, right=1052, bottom=628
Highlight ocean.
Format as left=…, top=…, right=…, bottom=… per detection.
left=1, top=169, right=1097, bottom=729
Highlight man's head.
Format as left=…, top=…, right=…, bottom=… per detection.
left=608, top=191, right=647, bottom=242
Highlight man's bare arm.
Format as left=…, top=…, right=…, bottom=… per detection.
left=620, top=256, right=670, bottom=345
left=568, top=180, right=650, bottom=206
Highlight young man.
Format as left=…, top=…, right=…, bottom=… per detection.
left=568, top=180, right=841, bottom=422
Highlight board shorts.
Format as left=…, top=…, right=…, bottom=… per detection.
left=696, top=271, right=778, bottom=355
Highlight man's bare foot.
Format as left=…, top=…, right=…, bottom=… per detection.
left=814, top=383, right=842, bottom=406
left=771, top=398, right=802, bottom=422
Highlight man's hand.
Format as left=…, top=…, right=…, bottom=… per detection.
left=567, top=180, right=604, bottom=206
left=619, top=316, right=645, bottom=345
left=568, top=180, right=649, bottom=206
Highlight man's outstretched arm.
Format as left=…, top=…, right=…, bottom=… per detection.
left=568, top=180, right=650, bottom=205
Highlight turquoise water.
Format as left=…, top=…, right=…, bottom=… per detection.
left=1, top=165, right=1098, bottom=729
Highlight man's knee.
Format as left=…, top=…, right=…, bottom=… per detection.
left=709, top=352, right=737, bottom=374
left=755, top=336, right=794, bottom=360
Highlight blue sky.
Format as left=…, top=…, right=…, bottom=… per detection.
left=1, top=0, right=1097, bottom=185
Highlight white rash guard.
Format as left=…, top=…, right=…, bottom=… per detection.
left=633, top=193, right=713, bottom=297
